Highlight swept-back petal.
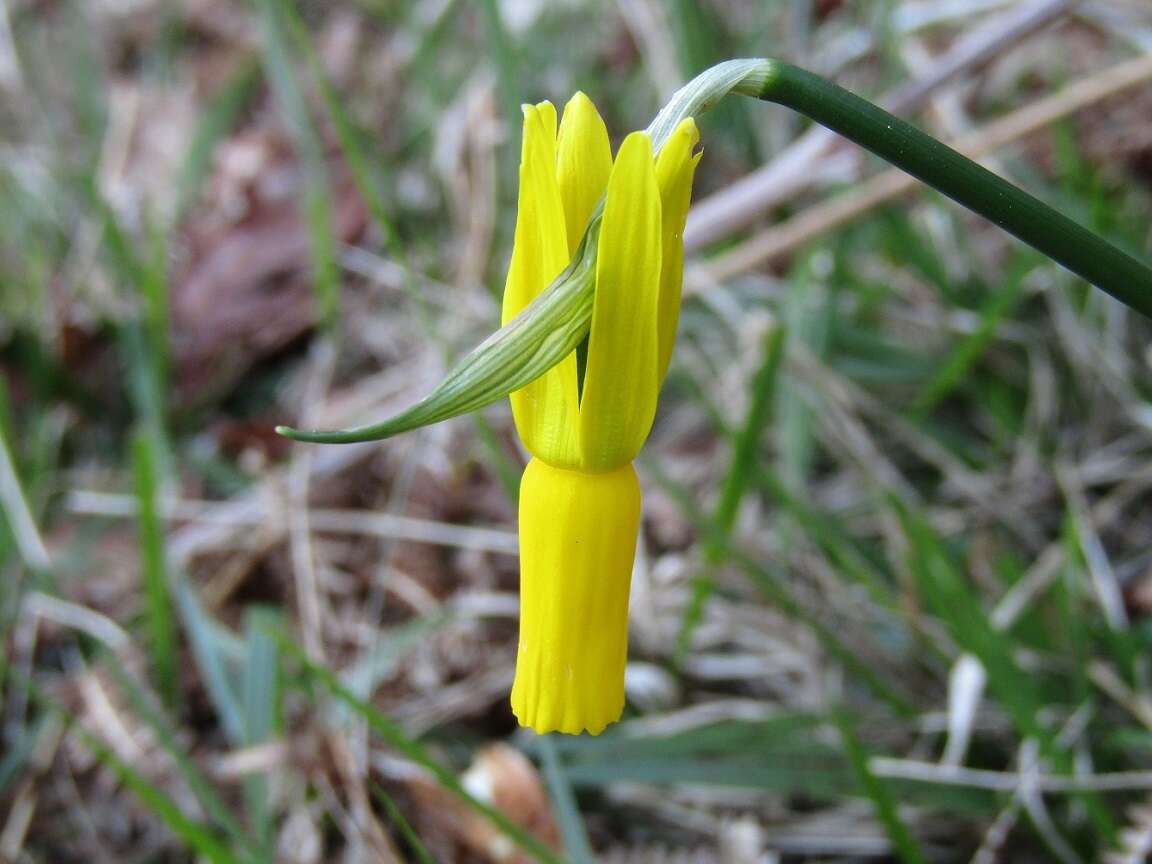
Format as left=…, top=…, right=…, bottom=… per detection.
left=654, top=118, right=700, bottom=381
left=577, top=131, right=662, bottom=471
left=502, top=102, right=581, bottom=464
left=502, top=102, right=566, bottom=324
left=556, top=92, right=612, bottom=257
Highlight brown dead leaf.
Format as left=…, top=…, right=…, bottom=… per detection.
left=172, top=127, right=367, bottom=404
left=402, top=743, right=560, bottom=863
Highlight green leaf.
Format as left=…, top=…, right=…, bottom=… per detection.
left=106, top=663, right=254, bottom=850
left=242, top=607, right=282, bottom=853
left=678, top=324, right=786, bottom=657
left=371, top=783, right=437, bottom=864
left=132, top=429, right=177, bottom=708
left=836, top=709, right=928, bottom=864
left=176, top=582, right=245, bottom=742
left=537, top=734, right=594, bottom=864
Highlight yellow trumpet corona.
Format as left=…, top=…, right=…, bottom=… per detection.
left=503, top=93, right=700, bottom=734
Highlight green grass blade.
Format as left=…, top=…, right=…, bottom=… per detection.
left=753, top=464, right=898, bottom=610
left=0, top=715, right=43, bottom=795
left=106, top=662, right=253, bottom=849
left=835, top=709, right=928, bottom=864
left=645, top=458, right=916, bottom=716
left=176, top=582, right=245, bottom=742
left=30, top=683, right=246, bottom=864
left=886, top=496, right=1115, bottom=839
left=910, top=255, right=1035, bottom=418
left=890, top=495, right=1044, bottom=740
left=253, top=0, right=340, bottom=328
left=777, top=257, right=832, bottom=506
left=371, top=783, right=437, bottom=864
left=93, top=189, right=170, bottom=459
left=336, top=613, right=447, bottom=725
left=0, top=380, right=49, bottom=574
left=729, top=546, right=916, bottom=716
left=678, top=325, right=786, bottom=657
left=132, top=429, right=177, bottom=707
left=477, top=0, right=521, bottom=142
left=712, top=325, right=788, bottom=540
left=139, top=219, right=171, bottom=394
left=93, top=738, right=243, bottom=864
left=667, top=0, right=759, bottom=162
left=537, top=733, right=594, bottom=864
left=176, top=58, right=262, bottom=220
left=242, top=606, right=282, bottom=853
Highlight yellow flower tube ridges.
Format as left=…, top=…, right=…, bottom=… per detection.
left=511, top=460, right=640, bottom=735
left=503, top=92, right=700, bottom=734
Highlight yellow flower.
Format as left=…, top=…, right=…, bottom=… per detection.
left=503, top=93, right=700, bottom=735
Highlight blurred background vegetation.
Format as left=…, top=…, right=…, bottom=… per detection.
left=2, top=0, right=1152, bottom=861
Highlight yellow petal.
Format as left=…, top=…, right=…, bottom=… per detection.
left=511, top=458, right=640, bottom=735
left=577, top=131, right=662, bottom=471
left=556, top=92, right=612, bottom=257
left=502, top=102, right=581, bottom=464
left=500, top=102, right=562, bottom=325
left=654, top=118, right=700, bottom=381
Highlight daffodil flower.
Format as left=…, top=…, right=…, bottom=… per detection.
left=503, top=94, right=700, bottom=735
left=277, top=60, right=1149, bottom=742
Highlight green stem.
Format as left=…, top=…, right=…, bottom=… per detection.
left=739, top=62, right=1152, bottom=314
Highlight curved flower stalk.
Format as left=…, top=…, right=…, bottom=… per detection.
left=504, top=95, right=699, bottom=733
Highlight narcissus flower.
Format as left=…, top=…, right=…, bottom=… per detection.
left=504, top=93, right=700, bottom=735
